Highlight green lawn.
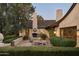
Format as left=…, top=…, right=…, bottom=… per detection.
left=0, top=46, right=79, bottom=56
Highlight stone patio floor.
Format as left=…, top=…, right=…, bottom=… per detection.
left=16, top=39, right=52, bottom=47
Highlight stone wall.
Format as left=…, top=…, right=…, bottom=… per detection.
left=12, top=37, right=23, bottom=46
left=29, top=29, right=50, bottom=39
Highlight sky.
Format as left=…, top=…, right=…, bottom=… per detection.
left=32, top=3, right=72, bottom=20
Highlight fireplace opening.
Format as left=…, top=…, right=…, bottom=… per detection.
left=32, top=33, right=37, bottom=37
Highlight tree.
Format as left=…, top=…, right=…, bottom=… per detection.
left=37, top=15, right=44, bottom=26
left=0, top=3, right=35, bottom=35
left=7, top=3, right=35, bottom=35
left=37, top=15, right=44, bottom=20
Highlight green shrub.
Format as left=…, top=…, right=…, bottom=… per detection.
left=51, top=36, right=61, bottom=46
left=3, top=35, right=18, bottom=43
left=51, top=36, right=76, bottom=47
left=60, top=38, right=76, bottom=47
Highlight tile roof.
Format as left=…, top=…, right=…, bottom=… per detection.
left=25, top=20, right=56, bottom=29
left=38, top=20, right=56, bottom=29
left=51, top=3, right=77, bottom=28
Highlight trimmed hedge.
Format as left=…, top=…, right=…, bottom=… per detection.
left=0, top=47, right=79, bottom=56
left=51, top=36, right=76, bottom=47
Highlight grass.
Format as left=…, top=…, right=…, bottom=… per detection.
left=0, top=46, right=79, bottom=56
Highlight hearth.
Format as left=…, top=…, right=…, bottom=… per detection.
left=32, top=33, right=38, bottom=37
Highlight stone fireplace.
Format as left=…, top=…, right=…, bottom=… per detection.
left=29, top=11, right=41, bottom=40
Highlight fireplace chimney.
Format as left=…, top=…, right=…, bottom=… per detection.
left=31, top=11, right=38, bottom=30
left=56, top=9, right=63, bottom=21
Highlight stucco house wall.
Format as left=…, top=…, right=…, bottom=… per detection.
left=59, top=4, right=79, bottom=29
left=55, top=4, right=79, bottom=47
left=19, top=29, right=26, bottom=37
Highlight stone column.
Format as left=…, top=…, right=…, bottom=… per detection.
left=76, top=31, right=79, bottom=47
left=31, top=11, right=38, bottom=30
left=30, top=11, right=38, bottom=40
